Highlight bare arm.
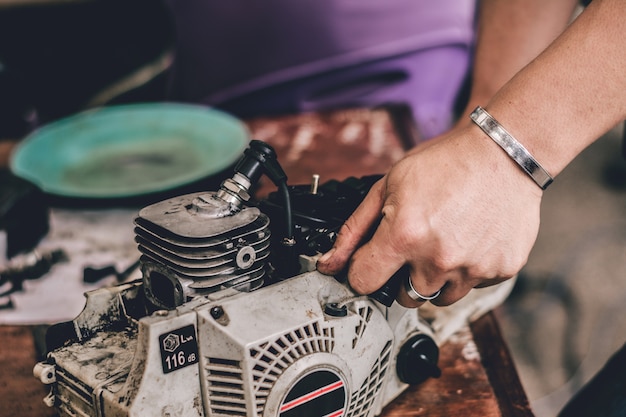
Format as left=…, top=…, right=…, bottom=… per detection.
left=487, top=0, right=626, bottom=174
left=317, top=0, right=626, bottom=307
left=462, top=0, right=580, bottom=118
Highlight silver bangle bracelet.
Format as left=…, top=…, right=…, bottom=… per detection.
left=469, top=106, right=553, bottom=190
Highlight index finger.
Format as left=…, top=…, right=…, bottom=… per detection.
left=347, top=213, right=407, bottom=295
left=316, top=179, right=386, bottom=275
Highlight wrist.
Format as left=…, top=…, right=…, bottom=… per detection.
left=469, top=106, right=553, bottom=190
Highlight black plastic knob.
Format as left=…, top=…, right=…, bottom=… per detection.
left=396, top=334, right=441, bottom=385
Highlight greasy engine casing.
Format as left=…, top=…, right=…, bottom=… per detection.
left=34, top=142, right=515, bottom=417
left=36, top=271, right=431, bottom=417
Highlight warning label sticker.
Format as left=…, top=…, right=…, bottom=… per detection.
left=159, top=324, right=199, bottom=374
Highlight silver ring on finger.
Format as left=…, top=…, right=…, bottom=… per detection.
left=404, top=276, right=441, bottom=302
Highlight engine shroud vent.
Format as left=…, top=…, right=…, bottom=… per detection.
left=204, top=357, right=247, bottom=417
left=345, top=340, right=392, bottom=417
left=249, top=320, right=336, bottom=414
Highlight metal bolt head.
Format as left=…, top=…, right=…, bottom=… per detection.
left=210, top=306, right=224, bottom=319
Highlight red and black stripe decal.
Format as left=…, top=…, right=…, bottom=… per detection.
left=279, top=370, right=346, bottom=417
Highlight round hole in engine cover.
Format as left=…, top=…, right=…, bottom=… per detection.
left=278, top=368, right=347, bottom=417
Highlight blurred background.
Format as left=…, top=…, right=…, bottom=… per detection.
left=0, top=0, right=174, bottom=138
left=0, top=1, right=625, bottom=416
left=497, top=124, right=626, bottom=417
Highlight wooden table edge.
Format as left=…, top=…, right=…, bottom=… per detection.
left=471, top=311, right=535, bottom=417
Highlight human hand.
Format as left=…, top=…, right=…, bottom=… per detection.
left=316, top=126, right=544, bottom=307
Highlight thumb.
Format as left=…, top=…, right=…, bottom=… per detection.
left=316, top=178, right=386, bottom=275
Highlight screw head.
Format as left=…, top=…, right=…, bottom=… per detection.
left=210, top=306, right=224, bottom=319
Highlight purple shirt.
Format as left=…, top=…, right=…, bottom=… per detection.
left=167, top=0, right=476, bottom=105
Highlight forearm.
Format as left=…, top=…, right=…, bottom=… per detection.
left=484, top=0, right=626, bottom=176
left=462, top=0, right=579, bottom=118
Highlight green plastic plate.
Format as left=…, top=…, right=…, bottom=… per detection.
left=10, top=103, right=250, bottom=198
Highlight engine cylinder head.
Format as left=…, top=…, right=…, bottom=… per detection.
left=134, top=191, right=270, bottom=309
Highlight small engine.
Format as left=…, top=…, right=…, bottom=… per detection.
left=34, top=140, right=514, bottom=417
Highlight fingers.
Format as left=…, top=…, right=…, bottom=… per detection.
left=473, top=276, right=511, bottom=288
left=316, top=179, right=386, bottom=276
left=422, top=278, right=472, bottom=307
left=394, top=266, right=437, bottom=308
left=346, top=213, right=406, bottom=295
left=396, top=271, right=474, bottom=308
